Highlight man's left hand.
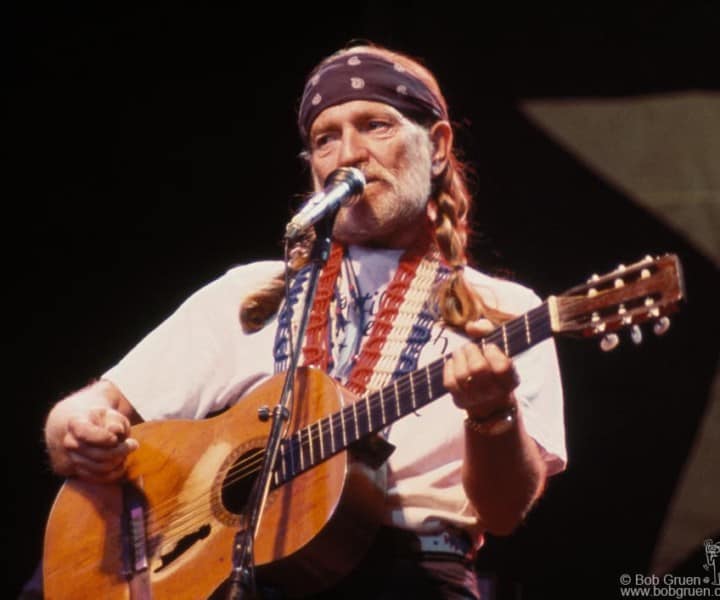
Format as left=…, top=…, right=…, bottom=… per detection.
left=443, top=319, right=519, bottom=418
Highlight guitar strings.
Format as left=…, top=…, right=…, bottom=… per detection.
left=55, top=308, right=552, bottom=576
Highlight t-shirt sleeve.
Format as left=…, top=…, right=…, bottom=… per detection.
left=102, top=261, right=282, bottom=421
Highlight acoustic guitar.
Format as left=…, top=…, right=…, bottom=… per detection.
left=43, top=254, right=685, bottom=599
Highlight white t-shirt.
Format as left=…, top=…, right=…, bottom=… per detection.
left=104, top=246, right=566, bottom=541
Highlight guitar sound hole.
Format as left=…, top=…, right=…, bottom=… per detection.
left=221, top=448, right=263, bottom=515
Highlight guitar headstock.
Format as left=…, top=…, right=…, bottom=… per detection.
left=549, top=254, right=685, bottom=350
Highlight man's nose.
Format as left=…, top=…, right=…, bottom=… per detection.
left=337, top=128, right=369, bottom=167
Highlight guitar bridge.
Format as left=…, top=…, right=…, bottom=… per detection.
left=121, top=482, right=150, bottom=577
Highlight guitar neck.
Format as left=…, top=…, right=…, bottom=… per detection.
left=272, top=302, right=553, bottom=487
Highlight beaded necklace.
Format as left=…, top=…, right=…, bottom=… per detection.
left=273, top=239, right=449, bottom=397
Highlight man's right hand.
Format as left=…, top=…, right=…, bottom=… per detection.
left=44, top=380, right=141, bottom=483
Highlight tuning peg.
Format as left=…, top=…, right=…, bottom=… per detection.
left=653, top=316, right=671, bottom=336
left=631, top=325, right=643, bottom=345
left=600, top=333, right=620, bottom=352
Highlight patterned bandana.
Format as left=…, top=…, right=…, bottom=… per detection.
left=298, top=52, right=448, bottom=144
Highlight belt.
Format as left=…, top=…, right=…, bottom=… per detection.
left=377, top=526, right=476, bottom=562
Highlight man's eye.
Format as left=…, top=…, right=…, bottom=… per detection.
left=312, top=133, right=335, bottom=149
left=368, top=120, right=390, bottom=131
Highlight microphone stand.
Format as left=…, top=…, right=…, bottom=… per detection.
left=225, top=216, right=335, bottom=600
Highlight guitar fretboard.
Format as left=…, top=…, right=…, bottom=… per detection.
left=271, top=302, right=553, bottom=487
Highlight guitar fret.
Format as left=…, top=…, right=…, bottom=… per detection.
left=352, top=401, right=359, bottom=441
left=316, top=421, right=324, bottom=460
left=393, top=380, right=400, bottom=417
left=316, top=421, right=324, bottom=462
left=298, top=428, right=306, bottom=471
left=365, top=395, right=372, bottom=432
left=286, top=441, right=294, bottom=480
left=409, top=372, right=417, bottom=409
left=371, top=392, right=385, bottom=433
left=328, top=415, right=336, bottom=454
left=341, top=409, right=348, bottom=447
left=288, top=435, right=297, bottom=478
left=279, top=442, right=287, bottom=481
left=308, top=425, right=316, bottom=465
left=502, top=324, right=509, bottom=355
left=524, top=313, right=532, bottom=345
left=425, top=366, right=432, bottom=400
left=379, top=387, right=387, bottom=425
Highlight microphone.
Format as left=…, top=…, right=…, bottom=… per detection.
left=284, top=167, right=366, bottom=240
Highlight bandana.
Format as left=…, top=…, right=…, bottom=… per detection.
left=298, top=52, right=448, bottom=144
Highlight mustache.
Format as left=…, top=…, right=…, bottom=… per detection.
left=360, top=168, right=394, bottom=187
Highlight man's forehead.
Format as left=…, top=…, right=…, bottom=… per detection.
left=310, top=100, right=404, bottom=134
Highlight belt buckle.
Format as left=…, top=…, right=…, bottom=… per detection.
left=416, top=529, right=474, bottom=561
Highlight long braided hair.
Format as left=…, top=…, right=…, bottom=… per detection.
left=240, top=43, right=511, bottom=334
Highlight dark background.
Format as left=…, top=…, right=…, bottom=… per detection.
left=6, top=4, right=719, bottom=599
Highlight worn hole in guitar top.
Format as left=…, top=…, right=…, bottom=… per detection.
left=156, top=524, right=211, bottom=571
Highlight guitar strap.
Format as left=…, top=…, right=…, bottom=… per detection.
left=273, top=238, right=449, bottom=397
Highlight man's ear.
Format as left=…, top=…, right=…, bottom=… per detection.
left=429, top=120, right=453, bottom=177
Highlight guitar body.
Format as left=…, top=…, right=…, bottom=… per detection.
left=43, top=368, right=387, bottom=599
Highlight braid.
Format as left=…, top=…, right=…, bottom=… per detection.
left=432, top=157, right=513, bottom=328
left=239, top=236, right=312, bottom=333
